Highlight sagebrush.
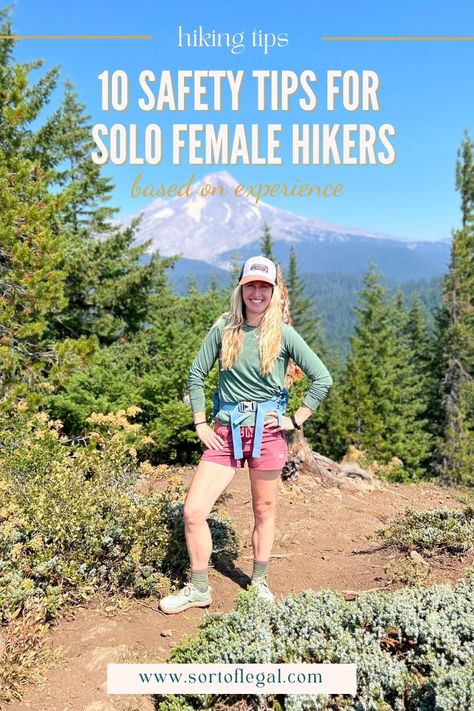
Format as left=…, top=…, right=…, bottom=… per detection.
left=376, top=507, right=474, bottom=556
left=155, top=576, right=474, bottom=710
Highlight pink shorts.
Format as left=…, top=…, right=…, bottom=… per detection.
left=201, top=422, right=289, bottom=471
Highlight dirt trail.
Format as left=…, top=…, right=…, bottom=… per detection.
left=7, top=471, right=470, bottom=711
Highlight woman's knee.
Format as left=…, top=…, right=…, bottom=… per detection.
left=253, top=500, right=276, bottom=526
left=183, top=503, right=209, bottom=528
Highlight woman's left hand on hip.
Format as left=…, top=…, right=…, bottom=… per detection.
left=264, top=412, right=294, bottom=432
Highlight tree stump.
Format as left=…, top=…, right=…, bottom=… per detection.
left=282, top=428, right=381, bottom=492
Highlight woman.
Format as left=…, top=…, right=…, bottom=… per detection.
left=159, top=256, right=332, bottom=614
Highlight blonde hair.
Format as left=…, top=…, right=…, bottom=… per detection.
left=220, top=283, right=283, bottom=374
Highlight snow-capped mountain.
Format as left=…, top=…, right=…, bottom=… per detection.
left=120, top=171, right=450, bottom=280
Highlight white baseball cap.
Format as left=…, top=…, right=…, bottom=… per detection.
left=239, top=256, right=277, bottom=286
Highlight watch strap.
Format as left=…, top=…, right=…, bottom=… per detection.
left=290, top=414, right=301, bottom=430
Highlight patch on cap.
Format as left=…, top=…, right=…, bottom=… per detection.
left=239, top=255, right=277, bottom=286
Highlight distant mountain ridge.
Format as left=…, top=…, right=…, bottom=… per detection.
left=121, top=171, right=450, bottom=282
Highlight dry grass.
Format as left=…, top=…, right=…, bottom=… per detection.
left=0, top=599, right=59, bottom=703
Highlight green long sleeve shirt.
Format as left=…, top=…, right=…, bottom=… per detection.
left=188, top=319, right=333, bottom=426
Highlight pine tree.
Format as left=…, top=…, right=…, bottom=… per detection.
left=47, top=82, right=116, bottom=233
left=62, top=227, right=176, bottom=344
left=284, top=245, right=343, bottom=457
left=406, top=293, right=439, bottom=438
left=304, top=352, right=348, bottom=461
left=0, top=9, right=60, bottom=163
left=0, top=10, right=174, bottom=346
left=0, top=152, right=66, bottom=408
left=435, top=133, right=474, bottom=484
left=224, top=251, right=242, bottom=286
left=0, top=11, right=67, bottom=406
left=260, top=222, right=277, bottom=262
left=286, top=245, right=325, bottom=351
left=44, top=83, right=175, bottom=344
left=343, top=267, right=432, bottom=477
left=407, top=294, right=432, bottom=374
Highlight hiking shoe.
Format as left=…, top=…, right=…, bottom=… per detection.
left=250, top=577, right=274, bottom=602
left=159, top=583, right=212, bottom=614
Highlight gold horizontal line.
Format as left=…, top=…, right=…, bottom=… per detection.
left=323, top=36, right=474, bottom=41
left=0, top=35, right=153, bottom=40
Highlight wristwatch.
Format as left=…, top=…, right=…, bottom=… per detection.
left=290, top=414, right=301, bottom=430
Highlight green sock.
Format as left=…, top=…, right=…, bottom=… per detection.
left=252, top=560, right=268, bottom=582
left=191, top=569, right=209, bottom=592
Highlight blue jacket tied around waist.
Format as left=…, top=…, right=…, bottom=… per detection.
left=213, top=390, right=289, bottom=459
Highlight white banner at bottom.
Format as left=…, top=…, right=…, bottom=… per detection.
left=107, top=663, right=357, bottom=695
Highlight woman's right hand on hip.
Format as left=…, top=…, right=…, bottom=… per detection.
left=196, top=423, right=225, bottom=450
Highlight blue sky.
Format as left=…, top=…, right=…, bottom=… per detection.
left=7, top=0, right=474, bottom=241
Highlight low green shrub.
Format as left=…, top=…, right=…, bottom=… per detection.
left=0, top=409, right=240, bottom=621
left=46, top=296, right=227, bottom=465
left=0, top=409, right=177, bottom=620
left=376, top=507, right=474, bottom=555
left=155, top=578, right=474, bottom=710
left=411, top=663, right=474, bottom=710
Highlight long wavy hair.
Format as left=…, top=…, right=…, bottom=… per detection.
left=220, top=280, right=283, bottom=375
